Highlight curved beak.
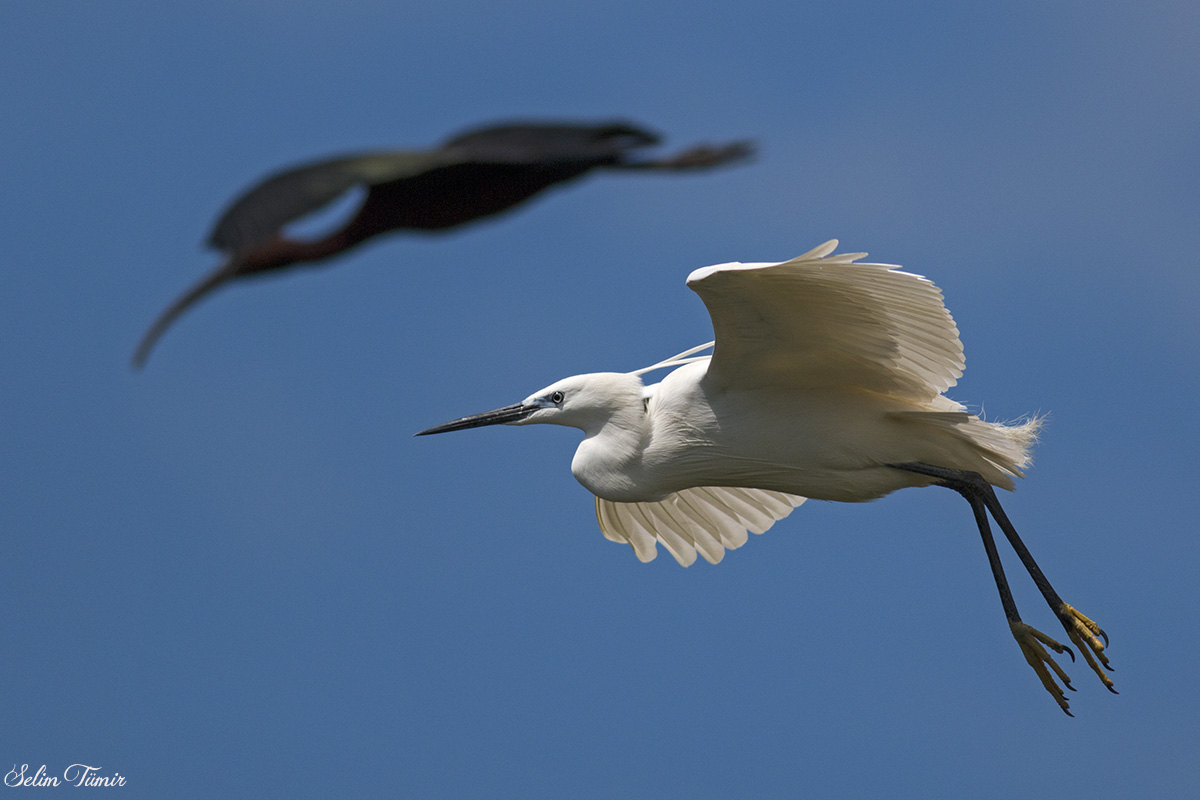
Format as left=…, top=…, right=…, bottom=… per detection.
left=414, top=402, right=541, bottom=436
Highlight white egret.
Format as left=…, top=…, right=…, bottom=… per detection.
left=416, top=240, right=1116, bottom=714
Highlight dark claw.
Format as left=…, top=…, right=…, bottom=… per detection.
left=1062, top=707, right=1075, bottom=718
left=1107, top=685, right=1120, bottom=695
left=1098, top=627, right=1110, bottom=648
left=1064, top=644, right=1076, bottom=663
left=1065, top=681, right=1076, bottom=692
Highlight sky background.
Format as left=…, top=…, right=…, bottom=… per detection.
left=3, top=1, right=1199, bottom=796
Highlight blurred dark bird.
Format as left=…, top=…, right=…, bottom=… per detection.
left=132, top=120, right=754, bottom=368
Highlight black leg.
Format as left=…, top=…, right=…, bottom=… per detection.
left=890, top=461, right=1115, bottom=712
left=971, top=478, right=1117, bottom=692
left=962, top=485, right=1022, bottom=626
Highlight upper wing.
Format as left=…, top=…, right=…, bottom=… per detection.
left=439, top=120, right=659, bottom=164
left=207, top=151, right=449, bottom=254
left=686, top=240, right=964, bottom=401
left=595, top=486, right=806, bottom=567
left=440, top=121, right=753, bottom=170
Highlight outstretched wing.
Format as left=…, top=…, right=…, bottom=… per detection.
left=439, top=120, right=658, bottom=163
left=595, top=487, right=806, bottom=567
left=207, top=151, right=448, bottom=254
left=208, top=122, right=751, bottom=255
left=686, top=240, right=964, bottom=402
left=441, top=120, right=754, bottom=171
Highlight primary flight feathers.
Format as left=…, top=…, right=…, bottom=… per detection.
left=689, top=239, right=964, bottom=400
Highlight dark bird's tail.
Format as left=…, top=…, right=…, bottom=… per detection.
left=131, top=260, right=239, bottom=370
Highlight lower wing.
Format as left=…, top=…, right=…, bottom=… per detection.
left=595, top=486, right=806, bottom=566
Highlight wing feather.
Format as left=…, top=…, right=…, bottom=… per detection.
left=673, top=490, right=748, bottom=550
left=616, top=501, right=663, bottom=563
left=208, top=151, right=449, bottom=254
left=632, top=501, right=697, bottom=567
left=647, top=502, right=720, bottom=565
left=595, top=487, right=806, bottom=566
left=702, top=486, right=783, bottom=534
left=687, top=241, right=963, bottom=401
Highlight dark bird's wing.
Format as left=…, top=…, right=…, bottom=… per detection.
left=207, top=151, right=450, bottom=255
left=441, top=120, right=753, bottom=170
left=203, top=121, right=732, bottom=254
left=438, top=121, right=660, bottom=163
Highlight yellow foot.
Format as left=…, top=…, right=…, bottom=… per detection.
left=1010, top=621, right=1078, bottom=715
left=1058, top=603, right=1118, bottom=694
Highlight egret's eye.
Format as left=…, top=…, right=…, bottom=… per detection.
left=550, top=391, right=565, bottom=405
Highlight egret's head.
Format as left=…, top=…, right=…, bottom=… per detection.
left=414, top=372, right=644, bottom=437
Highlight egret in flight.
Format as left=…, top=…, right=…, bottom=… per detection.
left=416, top=240, right=1116, bottom=714
left=132, top=120, right=752, bottom=368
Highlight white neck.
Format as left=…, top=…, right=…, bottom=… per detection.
left=570, top=398, right=655, bottom=502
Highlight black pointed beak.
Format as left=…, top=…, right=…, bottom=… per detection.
left=414, top=402, right=540, bottom=436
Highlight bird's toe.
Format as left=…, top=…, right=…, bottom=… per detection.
left=1010, top=621, right=1077, bottom=715
left=1057, top=603, right=1117, bottom=693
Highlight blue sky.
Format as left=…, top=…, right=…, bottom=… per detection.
left=3, top=1, right=1199, bottom=796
